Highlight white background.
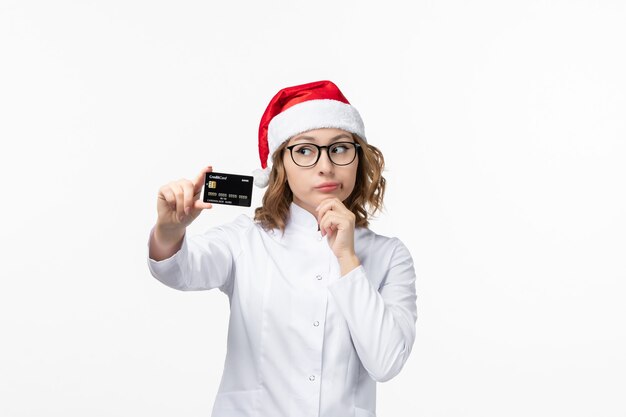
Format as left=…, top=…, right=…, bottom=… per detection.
left=1, top=0, right=625, bottom=416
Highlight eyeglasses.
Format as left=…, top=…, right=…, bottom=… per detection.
left=285, top=142, right=361, bottom=167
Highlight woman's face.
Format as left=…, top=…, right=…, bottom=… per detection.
left=282, top=128, right=359, bottom=216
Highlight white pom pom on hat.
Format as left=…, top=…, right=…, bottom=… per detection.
left=252, top=80, right=367, bottom=188
left=252, top=166, right=270, bottom=188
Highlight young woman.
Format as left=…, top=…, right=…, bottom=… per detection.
left=147, top=80, right=417, bottom=417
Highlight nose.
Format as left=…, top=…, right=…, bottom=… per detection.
left=316, top=148, right=334, bottom=173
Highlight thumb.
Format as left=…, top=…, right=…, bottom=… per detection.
left=193, top=165, right=213, bottom=194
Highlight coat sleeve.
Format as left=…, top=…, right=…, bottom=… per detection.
left=146, top=216, right=248, bottom=293
left=326, top=237, right=417, bottom=382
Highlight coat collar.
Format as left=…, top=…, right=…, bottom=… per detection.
left=282, top=201, right=372, bottom=243
left=288, top=201, right=320, bottom=232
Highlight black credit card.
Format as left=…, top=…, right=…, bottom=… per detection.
left=203, top=171, right=253, bottom=207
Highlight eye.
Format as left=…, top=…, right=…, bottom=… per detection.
left=330, top=143, right=349, bottom=154
left=294, top=145, right=315, bottom=156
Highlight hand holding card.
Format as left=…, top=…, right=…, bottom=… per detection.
left=157, top=166, right=214, bottom=224
left=203, top=171, right=254, bottom=207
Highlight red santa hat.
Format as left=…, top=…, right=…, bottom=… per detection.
left=253, top=80, right=367, bottom=187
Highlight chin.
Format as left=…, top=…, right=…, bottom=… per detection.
left=319, top=192, right=348, bottom=203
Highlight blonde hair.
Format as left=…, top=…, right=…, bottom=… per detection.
left=254, top=134, right=386, bottom=232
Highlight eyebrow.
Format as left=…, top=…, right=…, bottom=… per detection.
left=292, top=133, right=353, bottom=143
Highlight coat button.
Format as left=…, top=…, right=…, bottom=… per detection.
left=309, top=375, right=316, bottom=381
left=313, top=321, right=319, bottom=327
left=316, top=274, right=322, bottom=280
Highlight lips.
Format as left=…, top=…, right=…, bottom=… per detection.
left=315, top=182, right=340, bottom=192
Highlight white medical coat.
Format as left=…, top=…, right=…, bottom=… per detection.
left=146, top=202, right=417, bottom=417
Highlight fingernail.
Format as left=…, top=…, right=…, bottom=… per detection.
left=184, top=206, right=190, bottom=215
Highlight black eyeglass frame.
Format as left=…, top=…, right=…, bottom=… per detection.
left=284, top=141, right=362, bottom=167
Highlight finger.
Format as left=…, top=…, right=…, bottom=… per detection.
left=320, top=211, right=353, bottom=238
left=324, top=221, right=338, bottom=237
left=315, top=198, right=347, bottom=222
left=317, top=204, right=337, bottom=232
left=319, top=209, right=344, bottom=226
left=319, top=213, right=340, bottom=236
left=159, top=184, right=177, bottom=211
left=180, top=180, right=195, bottom=215
left=315, top=197, right=337, bottom=213
left=193, top=165, right=213, bottom=194
left=315, top=200, right=334, bottom=225
left=326, top=221, right=335, bottom=236
left=316, top=196, right=342, bottom=209
left=193, top=200, right=213, bottom=211
left=171, top=181, right=186, bottom=221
